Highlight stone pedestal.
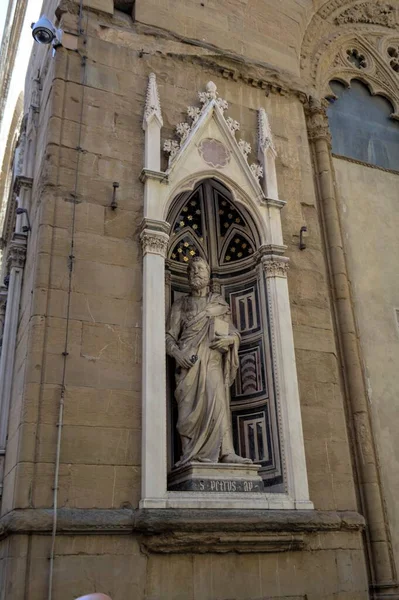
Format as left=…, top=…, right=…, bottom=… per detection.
left=168, top=462, right=264, bottom=493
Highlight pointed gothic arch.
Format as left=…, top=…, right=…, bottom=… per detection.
left=165, top=178, right=284, bottom=490
left=139, top=75, right=312, bottom=510
left=300, top=3, right=399, bottom=115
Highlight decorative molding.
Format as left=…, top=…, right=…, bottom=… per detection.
left=143, top=72, right=163, bottom=129
left=197, top=138, right=231, bottom=168
left=7, top=235, right=27, bottom=270
left=139, top=168, right=169, bottom=183
left=335, top=3, right=397, bottom=28
left=301, top=4, right=399, bottom=115
left=250, top=163, right=264, bottom=181
left=305, top=98, right=332, bottom=145
left=163, top=81, right=263, bottom=180
left=332, top=152, right=399, bottom=175
left=262, top=258, right=289, bottom=278
left=238, top=139, right=251, bottom=159
left=13, top=175, right=33, bottom=195
left=260, top=197, right=287, bottom=209
left=142, top=532, right=305, bottom=554
left=258, top=244, right=287, bottom=258
left=258, top=108, right=276, bottom=156
left=0, top=507, right=366, bottom=541
left=140, top=228, right=169, bottom=258
left=387, top=43, right=399, bottom=72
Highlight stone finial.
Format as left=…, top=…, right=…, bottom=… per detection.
left=258, top=108, right=276, bottom=156
left=143, top=73, right=163, bottom=129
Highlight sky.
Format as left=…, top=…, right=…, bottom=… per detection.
left=0, top=1, right=42, bottom=168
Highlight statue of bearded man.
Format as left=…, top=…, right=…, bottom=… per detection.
left=166, top=256, right=252, bottom=467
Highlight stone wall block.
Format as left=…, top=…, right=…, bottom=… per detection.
left=36, top=424, right=140, bottom=466
left=71, top=260, right=140, bottom=298
left=71, top=292, right=140, bottom=328
left=291, top=304, right=333, bottom=330
left=50, top=551, right=146, bottom=600
left=4, top=423, right=37, bottom=476
left=1, top=462, right=34, bottom=514
left=63, top=386, right=141, bottom=429
left=330, top=472, right=358, bottom=511
left=296, top=350, right=339, bottom=384
left=32, top=463, right=139, bottom=509
left=45, top=317, right=83, bottom=356
left=146, top=554, right=194, bottom=600
left=59, top=354, right=140, bottom=390
left=104, top=208, right=140, bottom=240
left=74, top=232, right=138, bottom=267
left=288, top=269, right=329, bottom=308
left=57, top=167, right=143, bottom=209
left=81, top=322, right=136, bottom=365
left=293, top=324, right=336, bottom=354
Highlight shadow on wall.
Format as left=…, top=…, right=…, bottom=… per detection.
left=327, top=79, right=399, bottom=171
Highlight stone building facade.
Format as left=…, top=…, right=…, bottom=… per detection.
left=0, top=1, right=398, bottom=599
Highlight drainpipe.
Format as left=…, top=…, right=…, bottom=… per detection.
left=306, top=97, right=398, bottom=600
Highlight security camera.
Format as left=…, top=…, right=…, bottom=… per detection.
left=31, top=15, right=57, bottom=45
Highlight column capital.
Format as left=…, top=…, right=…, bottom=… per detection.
left=261, top=255, right=289, bottom=278
left=0, top=287, right=7, bottom=311
left=305, top=97, right=332, bottom=145
left=140, top=227, right=169, bottom=258
left=7, top=235, right=27, bottom=270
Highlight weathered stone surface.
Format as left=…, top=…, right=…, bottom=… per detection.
left=0, top=1, right=387, bottom=598
left=0, top=508, right=365, bottom=538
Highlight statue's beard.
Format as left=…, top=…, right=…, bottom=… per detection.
left=190, top=276, right=209, bottom=291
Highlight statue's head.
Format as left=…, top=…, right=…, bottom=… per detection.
left=187, top=256, right=210, bottom=291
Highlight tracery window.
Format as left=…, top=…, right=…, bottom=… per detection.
left=166, top=179, right=284, bottom=491
left=327, top=79, right=399, bottom=171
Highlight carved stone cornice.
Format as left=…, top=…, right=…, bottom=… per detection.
left=7, top=234, right=27, bottom=270
left=13, top=175, right=33, bottom=195
left=140, top=228, right=169, bottom=258
left=141, top=218, right=170, bottom=236
left=262, top=255, right=290, bottom=278
left=305, top=98, right=332, bottom=145
left=260, top=197, right=287, bottom=210
left=258, top=244, right=287, bottom=258
left=0, top=507, right=365, bottom=542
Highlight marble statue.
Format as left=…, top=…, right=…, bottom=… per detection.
left=166, top=256, right=252, bottom=467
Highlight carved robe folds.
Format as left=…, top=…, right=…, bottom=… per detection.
left=166, top=293, right=240, bottom=466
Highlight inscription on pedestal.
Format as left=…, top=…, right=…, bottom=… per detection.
left=170, top=478, right=263, bottom=492
left=168, top=463, right=264, bottom=493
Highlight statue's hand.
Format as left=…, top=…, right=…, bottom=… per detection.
left=175, top=349, right=196, bottom=369
left=210, top=335, right=235, bottom=352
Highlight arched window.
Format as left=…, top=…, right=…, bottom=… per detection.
left=327, top=79, right=399, bottom=171
left=166, top=179, right=284, bottom=491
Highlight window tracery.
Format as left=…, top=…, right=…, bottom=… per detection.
left=327, top=79, right=399, bottom=170
left=346, top=48, right=367, bottom=69
left=387, top=45, right=399, bottom=73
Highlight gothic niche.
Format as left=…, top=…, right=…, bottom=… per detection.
left=165, top=178, right=284, bottom=491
